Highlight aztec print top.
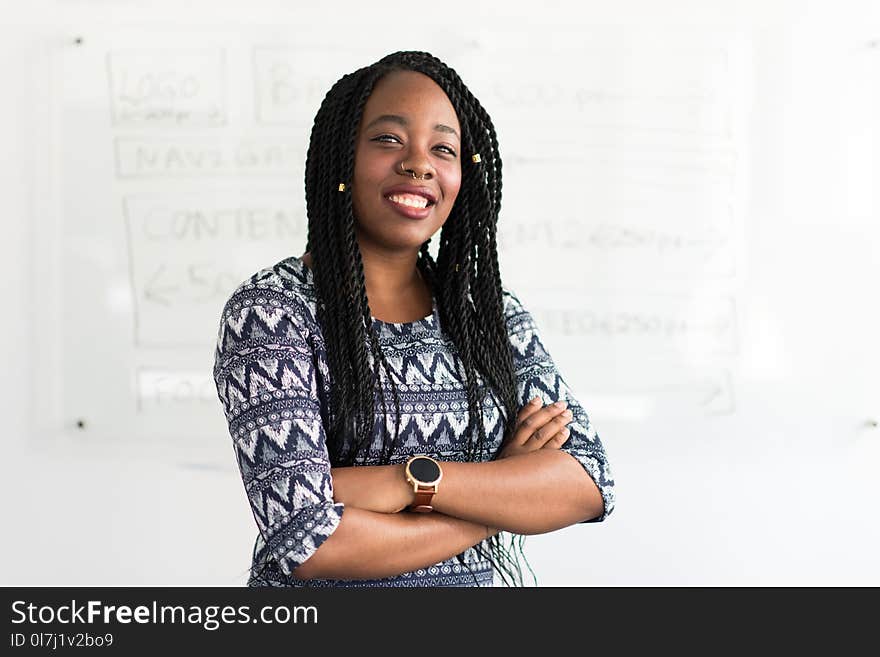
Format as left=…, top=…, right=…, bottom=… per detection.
left=212, top=255, right=615, bottom=587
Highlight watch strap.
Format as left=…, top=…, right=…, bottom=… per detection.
left=410, top=487, right=436, bottom=513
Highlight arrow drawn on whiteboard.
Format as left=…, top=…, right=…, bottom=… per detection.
left=697, top=382, right=723, bottom=407
left=590, top=371, right=735, bottom=416
left=143, top=264, right=179, bottom=306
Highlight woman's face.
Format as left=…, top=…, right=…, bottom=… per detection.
left=351, top=70, right=462, bottom=254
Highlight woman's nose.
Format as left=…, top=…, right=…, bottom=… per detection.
left=399, top=144, right=435, bottom=180
left=399, top=157, right=434, bottom=180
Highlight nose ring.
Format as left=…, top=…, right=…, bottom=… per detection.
left=400, top=160, right=428, bottom=180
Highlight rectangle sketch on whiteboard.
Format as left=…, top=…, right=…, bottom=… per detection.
left=114, top=136, right=304, bottom=178
left=137, top=369, right=217, bottom=411
left=124, top=193, right=306, bottom=347
left=107, top=49, right=227, bottom=127
left=531, top=294, right=738, bottom=360
left=474, top=41, right=735, bottom=138
left=498, top=204, right=734, bottom=281
left=580, top=368, right=736, bottom=419
left=253, top=46, right=374, bottom=125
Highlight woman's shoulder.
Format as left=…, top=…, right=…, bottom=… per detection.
left=221, top=254, right=318, bottom=323
left=500, top=285, right=530, bottom=320
left=246, top=254, right=313, bottom=293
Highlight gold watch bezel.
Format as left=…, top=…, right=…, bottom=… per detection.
left=404, top=455, right=443, bottom=490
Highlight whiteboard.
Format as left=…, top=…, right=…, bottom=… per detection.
left=47, top=25, right=749, bottom=447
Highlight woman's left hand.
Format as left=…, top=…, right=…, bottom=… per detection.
left=497, top=397, right=573, bottom=459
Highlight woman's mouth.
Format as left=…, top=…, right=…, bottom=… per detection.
left=384, top=193, right=436, bottom=219
left=387, top=193, right=433, bottom=209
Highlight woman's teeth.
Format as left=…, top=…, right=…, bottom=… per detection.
left=387, top=194, right=430, bottom=209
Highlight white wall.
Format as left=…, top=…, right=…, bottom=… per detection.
left=1, top=0, right=878, bottom=586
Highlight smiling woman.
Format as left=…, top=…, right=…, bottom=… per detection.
left=212, top=51, right=616, bottom=588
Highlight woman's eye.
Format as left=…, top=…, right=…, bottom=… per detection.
left=371, top=135, right=455, bottom=156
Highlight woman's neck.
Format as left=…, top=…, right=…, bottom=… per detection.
left=300, top=249, right=432, bottom=322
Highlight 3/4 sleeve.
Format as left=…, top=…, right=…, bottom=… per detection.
left=213, top=278, right=344, bottom=577
left=503, top=288, right=616, bottom=523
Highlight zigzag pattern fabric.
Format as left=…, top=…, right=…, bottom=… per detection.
left=213, top=255, right=615, bottom=587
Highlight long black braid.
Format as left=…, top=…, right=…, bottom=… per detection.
left=297, top=51, right=534, bottom=586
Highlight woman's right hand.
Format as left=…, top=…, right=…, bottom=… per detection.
left=497, top=397, right=573, bottom=459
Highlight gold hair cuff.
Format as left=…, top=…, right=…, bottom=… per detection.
left=471, top=154, right=481, bottom=163
left=338, top=183, right=346, bottom=192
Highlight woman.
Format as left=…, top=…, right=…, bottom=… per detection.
left=213, top=51, right=615, bottom=587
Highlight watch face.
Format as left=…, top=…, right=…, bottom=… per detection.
left=409, top=457, right=441, bottom=483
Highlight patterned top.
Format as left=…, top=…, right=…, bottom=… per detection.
left=212, top=255, right=615, bottom=587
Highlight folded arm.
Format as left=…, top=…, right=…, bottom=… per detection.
left=293, top=507, right=498, bottom=581
left=331, top=449, right=603, bottom=536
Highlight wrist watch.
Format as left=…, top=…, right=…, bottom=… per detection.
left=404, top=455, right=443, bottom=513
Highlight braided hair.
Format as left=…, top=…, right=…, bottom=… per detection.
left=301, top=51, right=534, bottom=586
